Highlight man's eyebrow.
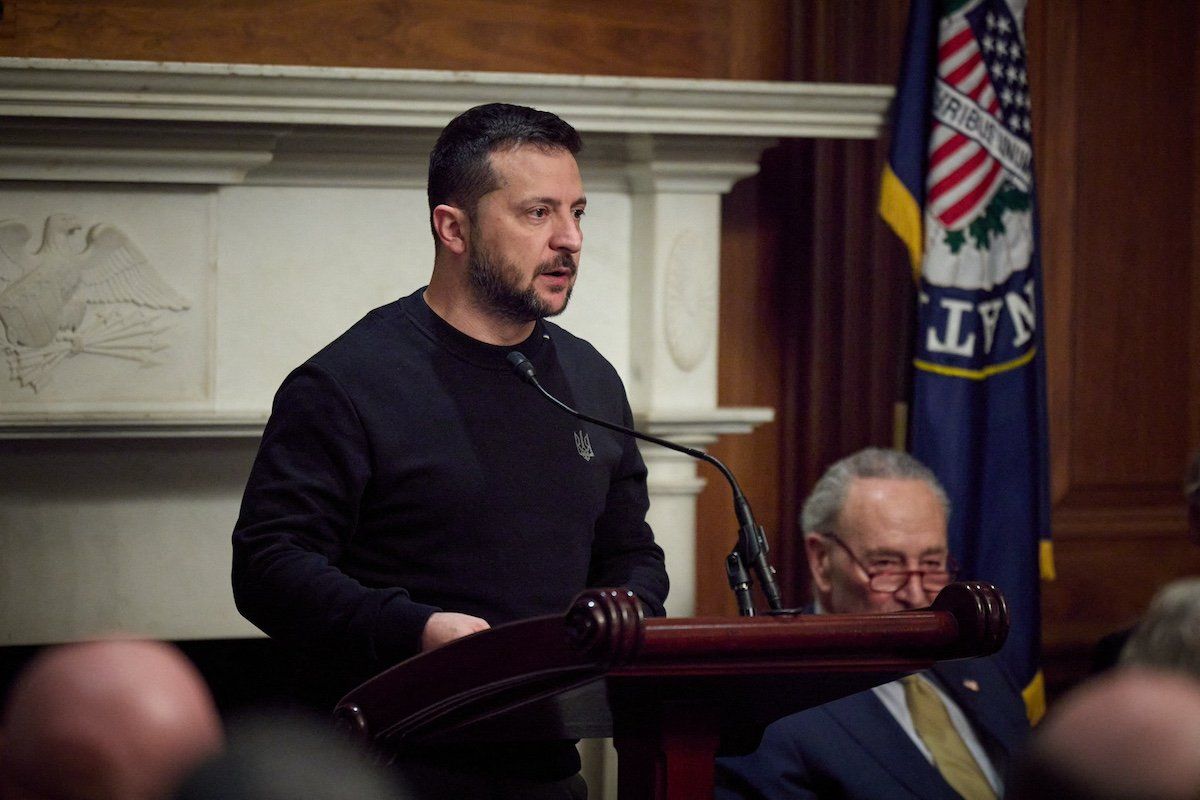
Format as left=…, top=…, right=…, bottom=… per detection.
left=860, top=547, right=907, bottom=560
left=522, top=195, right=587, bottom=207
left=861, top=546, right=947, bottom=560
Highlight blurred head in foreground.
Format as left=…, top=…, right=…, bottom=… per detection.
left=0, top=638, right=223, bottom=800
left=1007, top=667, right=1200, bottom=800
left=1120, top=577, right=1200, bottom=679
left=174, top=710, right=408, bottom=800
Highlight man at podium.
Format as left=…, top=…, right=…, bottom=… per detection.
left=716, top=448, right=1028, bottom=799
left=231, top=103, right=669, bottom=799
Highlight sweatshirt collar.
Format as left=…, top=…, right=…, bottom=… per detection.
left=401, top=287, right=549, bottom=370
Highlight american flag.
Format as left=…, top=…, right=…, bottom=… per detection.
left=928, top=2, right=1032, bottom=230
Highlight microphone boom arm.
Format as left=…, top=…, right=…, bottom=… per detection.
left=506, top=351, right=783, bottom=615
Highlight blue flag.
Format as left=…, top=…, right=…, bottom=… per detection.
left=880, top=0, right=1052, bottom=722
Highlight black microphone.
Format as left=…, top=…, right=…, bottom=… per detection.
left=506, top=350, right=783, bottom=616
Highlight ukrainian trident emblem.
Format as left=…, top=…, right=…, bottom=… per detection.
left=574, top=430, right=594, bottom=462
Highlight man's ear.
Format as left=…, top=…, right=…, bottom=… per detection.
left=432, top=204, right=469, bottom=255
left=804, top=533, right=834, bottom=596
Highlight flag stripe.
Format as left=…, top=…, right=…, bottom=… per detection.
left=929, top=133, right=972, bottom=179
left=928, top=144, right=989, bottom=205
left=945, top=50, right=986, bottom=87
left=938, top=26, right=975, bottom=63
left=938, top=157, right=1003, bottom=227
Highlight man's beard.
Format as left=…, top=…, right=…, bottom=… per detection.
left=467, top=238, right=575, bottom=324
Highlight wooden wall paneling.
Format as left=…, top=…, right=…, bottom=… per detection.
left=1027, top=0, right=1082, bottom=698
left=1033, top=0, right=1200, bottom=697
left=1067, top=1, right=1195, bottom=492
left=725, top=0, right=792, bottom=81
left=1060, top=0, right=1197, bottom=498
left=689, top=0, right=917, bottom=614
left=1027, top=0, right=1077, bottom=509
left=1195, top=5, right=1200, bottom=452
left=769, top=139, right=813, bottom=612
left=1043, top=528, right=1199, bottom=652
left=0, top=0, right=791, bottom=80
left=770, top=0, right=910, bottom=609
left=774, top=137, right=823, bottom=612
left=693, top=165, right=788, bottom=617
left=1040, top=531, right=1200, bottom=691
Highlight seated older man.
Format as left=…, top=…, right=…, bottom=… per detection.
left=716, top=448, right=1029, bottom=800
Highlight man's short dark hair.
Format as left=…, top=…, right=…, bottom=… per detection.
left=427, top=103, right=582, bottom=241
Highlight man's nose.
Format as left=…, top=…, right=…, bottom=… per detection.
left=893, top=572, right=933, bottom=609
left=550, top=211, right=582, bottom=253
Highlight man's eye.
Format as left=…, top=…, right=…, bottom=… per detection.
left=573, top=208, right=586, bottom=220
left=530, top=208, right=548, bottom=219
left=870, top=561, right=902, bottom=572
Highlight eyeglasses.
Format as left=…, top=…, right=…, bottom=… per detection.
left=819, top=532, right=957, bottom=594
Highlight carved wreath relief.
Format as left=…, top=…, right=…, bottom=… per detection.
left=0, top=214, right=190, bottom=392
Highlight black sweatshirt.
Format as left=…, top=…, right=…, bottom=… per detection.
left=232, top=288, right=669, bottom=707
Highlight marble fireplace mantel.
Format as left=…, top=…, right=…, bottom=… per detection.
left=0, top=58, right=889, bottom=133
left=0, top=59, right=891, bottom=631
left=0, top=58, right=891, bottom=429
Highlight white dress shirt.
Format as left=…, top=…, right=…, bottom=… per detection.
left=872, top=675, right=1003, bottom=794
left=811, top=598, right=1003, bottom=793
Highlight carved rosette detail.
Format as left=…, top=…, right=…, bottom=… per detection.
left=663, top=229, right=714, bottom=373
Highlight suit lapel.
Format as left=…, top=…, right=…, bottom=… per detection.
left=822, top=687, right=962, bottom=800
left=932, top=659, right=1027, bottom=759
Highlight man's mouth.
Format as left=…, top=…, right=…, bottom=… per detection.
left=539, top=258, right=576, bottom=280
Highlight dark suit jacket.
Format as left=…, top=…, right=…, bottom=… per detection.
left=715, top=657, right=1029, bottom=800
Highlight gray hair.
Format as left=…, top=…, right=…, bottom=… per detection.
left=800, top=447, right=950, bottom=534
left=1186, top=451, right=1200, bottom=507
left=1120, top=578, right=1200, bottom=679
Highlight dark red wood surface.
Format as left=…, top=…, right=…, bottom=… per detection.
left=336, top=582, right=1007, bottom=799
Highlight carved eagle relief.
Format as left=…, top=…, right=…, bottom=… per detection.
left=0, top=214, right=191, bottom=391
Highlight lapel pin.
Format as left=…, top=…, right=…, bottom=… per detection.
left=963, top=679, right=980, bottom=692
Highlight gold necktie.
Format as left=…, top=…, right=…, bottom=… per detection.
left=901, top=674, right=996, bottom=800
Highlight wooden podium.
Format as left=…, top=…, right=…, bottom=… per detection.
left=334, top=582, right=1008, bottom=799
